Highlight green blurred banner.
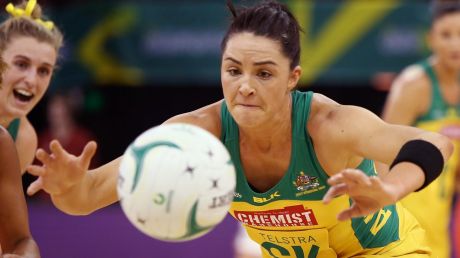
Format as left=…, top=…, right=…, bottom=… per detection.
left=37, top=0, right=430, bottom=88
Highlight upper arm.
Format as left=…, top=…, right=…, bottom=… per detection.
left=15, top=117, right=37, bottom=174
left=310, top=93, right=451, bottom=174
left=329, top=105, right=451, bottom=166
left=0, top=127, right=32, bottom=250
left=382, top=66, right=430, bottom=125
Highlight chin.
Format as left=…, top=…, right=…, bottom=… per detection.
left=233, top=114, right=263, bottom=128
left=445, top=60, right=460, bottom=70
left=6, top=105, right=29, bottom=118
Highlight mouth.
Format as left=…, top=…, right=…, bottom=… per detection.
left=236, top=104, right=260, bottom=109
left=13, top=89, right=34, bottom=103
left=236, top=102, right=259, bottom=107
left=450, top=52, right=460, bottom=59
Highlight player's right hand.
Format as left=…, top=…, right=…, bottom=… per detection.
left=26, top=140, right=97, bottom=196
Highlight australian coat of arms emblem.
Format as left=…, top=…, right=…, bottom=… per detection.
left=294, top=172, right=320, bottom=191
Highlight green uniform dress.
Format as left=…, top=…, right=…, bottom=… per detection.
left=222, top=91, right=430, bottom=257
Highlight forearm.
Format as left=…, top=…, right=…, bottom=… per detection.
left=380, top=162, right=425, bottom=202
left=51, top=158, right=120, bottom=215
left=380, top=133, right=453, bottom=201
left=50, top=173, right=96, bottom=215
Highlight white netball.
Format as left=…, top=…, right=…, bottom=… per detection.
left=117, top=123, right=236, bottom=242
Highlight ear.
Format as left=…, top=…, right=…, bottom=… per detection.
left=288, top=65, right=302, bottom=91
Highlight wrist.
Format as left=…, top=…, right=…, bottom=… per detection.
left=50, top=173, right=93, bottom=215
left=383, top=162, right=424, bottom=200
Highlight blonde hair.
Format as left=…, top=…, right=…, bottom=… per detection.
left=0, top=0, right=63, bottom=55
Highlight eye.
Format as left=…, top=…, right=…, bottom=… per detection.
left=257, top=70, right=272, bottom=80
left=38, top=67, right=51, bottom=77
left=14, top=60, right=29, bottom=70
left=441, top=31, right=451, bottom=39
left=227, top=68, right=241, bottom=77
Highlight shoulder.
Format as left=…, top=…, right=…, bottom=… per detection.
left=391, top=64, right=431, bottom=96
left=308, top=93, right=381, bottom=143
left=17, top=117, right=37, bottom=144
left=383, top=64, right=432, bottom=120
left=15, top=117, right=38, bottom=168
left=308, top=93, right=343, bottom=142
left=163, top=100, right=223, bottom=138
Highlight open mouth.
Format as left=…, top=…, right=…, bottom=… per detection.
left=13, top=89, right=34, bottom=102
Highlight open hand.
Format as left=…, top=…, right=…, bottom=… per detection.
left=26, top=140, right=97, bottom=196
left=323, top=169, right=398, bottom=221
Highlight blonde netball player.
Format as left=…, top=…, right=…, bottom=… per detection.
left=380, top=1, right=460, bottom=257
left=28, top=1, right=453, bottom=257
left=0, top=0, right=63, bottom=256
left=0, top=0, right=63, bottom=173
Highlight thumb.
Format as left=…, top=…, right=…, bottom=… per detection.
left=80, top=141, right=97, bottom=169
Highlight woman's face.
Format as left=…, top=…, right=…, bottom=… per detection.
left=221, top=32, right=301, bottom=128
left=0, top=36, right=56, bottom=119
left=429, top=12, right=460, bottom=70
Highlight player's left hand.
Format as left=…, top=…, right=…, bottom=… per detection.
left=322, top=168, right=398, bottom=221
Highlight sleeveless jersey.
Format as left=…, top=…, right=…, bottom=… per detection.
left=221, top=91, right=430, bottom=257
left=400, top=60, right=460, bottom=258
left=7, top=118, right=20, bottom=141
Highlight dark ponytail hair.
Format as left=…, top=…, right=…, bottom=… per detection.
left=221, top=0, right=302, bottom=70
left=431, top=0, right=460, bottom=23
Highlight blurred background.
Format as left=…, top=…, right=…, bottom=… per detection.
left=7, top=0, right=442, bottom=257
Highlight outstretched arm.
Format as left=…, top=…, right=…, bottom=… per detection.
left=26, top=101, right=223, bottom=215
left=0, top=128, right=40, bottom=258
left=319, top=102, right=453, bottom=220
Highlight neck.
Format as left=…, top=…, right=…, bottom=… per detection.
left=431, top=56, right=460, bottom=86
left=239, top=94, right=292, bottom=151
left=0, top=113, right=16, bottom=128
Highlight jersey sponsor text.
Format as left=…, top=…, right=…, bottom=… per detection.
left=234, top=205, right=318, bottom=227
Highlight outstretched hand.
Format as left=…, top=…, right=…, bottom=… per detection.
left=323, top=169, right=398, bottom=221
left=27, top=140, right=97, bottom=197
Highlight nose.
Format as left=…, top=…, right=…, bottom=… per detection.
left=449, top=35, right=460, bottom=49
left=239, top=76, right=255, bottom=97
left=23, top=69, right=38, bottom=88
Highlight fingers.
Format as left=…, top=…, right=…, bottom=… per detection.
left=323, top=183, right=348, bottom=204
left=27, top=177, right=44, bottom=196
left=35, top=148, right=52, bottom=165
left=80, top=141, right=97, bottom=168
left=50, top=140, right=69, bottom=159
left=336, top=203, right=362, bottom=221
left=27, top=165, right=46, bottom=177
left=328, top=169, right=372, bottom=187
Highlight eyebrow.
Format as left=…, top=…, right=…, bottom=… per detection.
left=224, top=57, right=278, bottom=66
left=15, top=55, right=55, bottom=68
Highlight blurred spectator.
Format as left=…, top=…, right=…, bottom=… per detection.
left=377, top=1, right=460, bottom=256
left=37, top=88, right=99, bottom=168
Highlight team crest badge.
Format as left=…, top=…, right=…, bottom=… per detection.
left=294, top=171, right=320, bottom=191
